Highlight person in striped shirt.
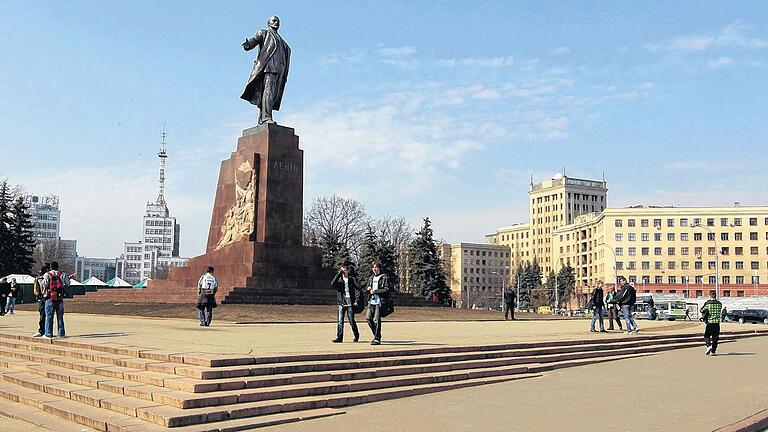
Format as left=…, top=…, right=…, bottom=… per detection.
left=700, top=292, right=723, bottom=356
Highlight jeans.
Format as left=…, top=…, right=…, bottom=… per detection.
left=5, top=297, right=16, bottom=313
left=621, top=305, right=639, bottom=331
left=44, top=300, right=65, bottom=337
left=504, top=302, right=515, bottom=320
left=607, top=306, right=622, bottom=330
left=336, top=305, right=359, bottom=340
left=704, top=323, right=720, bottom=353
left=366, top=304, right=382, bottom=341
left=591, top=306, right=605, bottom=331
left=198, top=305, right=213, bottom=326
left=37, top=300, right=46, bottom=335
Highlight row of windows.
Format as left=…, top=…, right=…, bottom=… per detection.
left=463, top=277, right=506, bottom=284
left=612, top=246, right=766, bottom=256
left=463, top=259, right=510, bottom=267
left=615, top=232, right=768, bottom=242
left=126, top=246, right=142, bottom=253
left=619, top=275, right=759, bottom=285
left=616, top=260, right=766, bottom=270
left=463, top=268, right=511, bottom=275
left=145, top=237, right=172, bottom=244
left=145, top=220, right=174, bottom=227
left=34, top=213, right=58, bottom=221
left=499, top=232, right=530, bottom=242
left=614, top=217, right=768, bottom=228
left=462, top=249, right=510, bottom=258
left=145, top=229, right=173, bottom=235
left=462, top=285, right=503, bottom=292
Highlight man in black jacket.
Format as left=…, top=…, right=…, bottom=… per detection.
left=366, top=261, right=392, bottom=345
left=590, top=281, right=606, bottom=332
left=330, top=263, right=360, bottom=343
left=0, top=278, right=9, bottom=316
left=504, top=288, right=517, bottom=320
left=617, top=277, right=639, bottom=333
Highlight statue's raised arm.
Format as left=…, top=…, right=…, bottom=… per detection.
left=240, top=16, right=291, bottom=126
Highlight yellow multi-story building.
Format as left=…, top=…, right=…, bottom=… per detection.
left=485, top=223, right=531, bottom=268
left=529, top=174, right=607, bottom=274
left=441, top=243, right=511, bottom=308
left=552, top=205, right=768, bottom=303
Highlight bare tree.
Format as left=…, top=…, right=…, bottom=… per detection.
left=152, top=263, right=171, bottom=280
left=373, top=214, right=415, bottom=249
left=303, top=194, right=370, bottom=260
left=32, top=240, right=74, bottom=274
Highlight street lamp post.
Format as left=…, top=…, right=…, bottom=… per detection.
left=492, top=270, right=506, bottom=311
left=600, top=243, right=618, bottom=285
left=692, top=223, right=720, bottom=299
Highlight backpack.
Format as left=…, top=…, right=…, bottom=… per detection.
left=48, top=271, right=65, bottom=301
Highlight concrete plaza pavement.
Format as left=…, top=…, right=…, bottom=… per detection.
left=0, top=310, right=710, bottom=356
left=259, top=335, right=768, bottom=432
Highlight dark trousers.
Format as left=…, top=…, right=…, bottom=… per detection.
left=607, top=306, right=622, bottom=330
left=198, top=305, right=213, bottom=326
left=0, top=296, right=5, bottom=315
left=704, top=323, right=720, bottom=353
left=504, top=302, right=515, bottom=320
left=336, top=305, right=359, bottom=340
left=366, top=304, right=382, bottom=341
left=259, top=73, right=279, bottom=124
left=37, top=300, right=46, bottom=334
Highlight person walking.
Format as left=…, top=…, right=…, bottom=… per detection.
left=32, top=266, right=49, bottom=337
left=196, top=267, right=218, bottom=327
left=617, top=276, right=639, bottom=334
left=647, top=296, right=656, bottom=320
left=504, top=287, right=517, bottom=320
left=590, top=281, right=606, bottom=332
left=42, top=262, right=69, bottom=338
left=5, top=278, right=18, bottom=315
left=366, top=260, right=392, bottom=345
left=605, top=284, right=623, bottom=331
left=330, top=263, right=360, bottom=343
left=700, top=292, right=723, bottom=356
left=0, top=278, right=9, bottom=316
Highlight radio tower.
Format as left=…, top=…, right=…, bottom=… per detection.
left=156, top=124, right=168, bottom=206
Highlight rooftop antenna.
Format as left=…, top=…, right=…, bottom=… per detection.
left=530, top=173, right=534, bottom=186
left=156, top=124, right=168, bottom=206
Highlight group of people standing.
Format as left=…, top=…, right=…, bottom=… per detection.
left=29, top=262, right=69, bottom=338
left=590, top=276, right=640, bottom=334
left=0, top=277, right=19, bottom=315
left=331, top=260, right=393, bottom=345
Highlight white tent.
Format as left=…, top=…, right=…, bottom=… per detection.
left=1, top=274, right=35, bottom=284
left=69, top=279, right=83, bottom=286
left=81, top=276, right=107, bottom=286
left=105, top=277, right=132, bottom=288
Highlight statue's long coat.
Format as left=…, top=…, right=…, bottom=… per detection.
left=240, top=29, right=291, bottom=110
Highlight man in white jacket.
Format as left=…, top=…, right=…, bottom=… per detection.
left=197, top=267, right=218, bottom=327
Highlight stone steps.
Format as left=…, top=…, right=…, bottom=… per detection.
left=0, top=329, right=763, bottom=430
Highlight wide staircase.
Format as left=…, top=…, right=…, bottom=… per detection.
left=0, top=329, right=765, bottom=431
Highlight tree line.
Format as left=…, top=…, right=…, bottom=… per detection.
left=0, top=179, right=36, bottom=276
left=304, top=195, right=451, bottom=303
left=511, top=258, right=576, bottom=309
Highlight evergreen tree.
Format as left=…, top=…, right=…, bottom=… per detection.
left=408, top=218, right=450, bottom=303
left=556, top=264, right=576, bottom=309
left=0, top=181, right=12, bottom=275
left=514, top=263, right=532, bottom=309
left=318, top=231, right=344, bottom=269
left=8, top=197, right=36, bottom=274
left=356, top=224, right=379, bottom=286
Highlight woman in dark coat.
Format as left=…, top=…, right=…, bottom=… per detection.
left=330, top=264, right=360, bottom=343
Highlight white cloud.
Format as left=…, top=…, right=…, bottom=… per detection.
left=708, top=56, right=735, bottom=68
left=648, top=21, right=768, bottom=53
left=378, top=46, right=416, bottom=57
left=438, top=56, right=515, bottom=67
left=552, top=46, right=571, bottom=55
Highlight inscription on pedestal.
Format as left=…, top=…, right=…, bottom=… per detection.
left=271, top=160, right=301, bottom=174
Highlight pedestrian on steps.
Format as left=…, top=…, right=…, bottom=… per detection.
left=196, top=267, right=218, bottom=327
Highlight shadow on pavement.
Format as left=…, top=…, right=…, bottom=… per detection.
left=717, top=352, right=755, bottom=356
left=380, top=341, right=446, bottom=346
left=77, top=332, right=129, bottom=338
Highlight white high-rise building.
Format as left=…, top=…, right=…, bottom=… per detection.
left=23, top=194, right=78, bottom=270
left=119, top=127, right=187, bottom=284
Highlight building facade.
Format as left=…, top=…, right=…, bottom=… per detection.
left=441, top=243, right=511, bottom=309
left=75, top=257, right=118, bottom=282
left=485, top=223, right=531, bottom=269
left=553, top=206, right=768, bottom=304
left=23, top=194, right=78, bottom=270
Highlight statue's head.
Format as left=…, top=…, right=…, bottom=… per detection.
left=268, top=16, right=280, bottom=31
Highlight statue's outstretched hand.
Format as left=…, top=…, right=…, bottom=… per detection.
left=242, top=39, right=251, bottom=51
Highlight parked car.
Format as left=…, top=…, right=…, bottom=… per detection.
left=731, top=309, right=768, bottom=325
left=724, top=310, right=743, bottom=322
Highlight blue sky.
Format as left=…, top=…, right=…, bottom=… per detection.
left=1, top=1, right=767, bottom=257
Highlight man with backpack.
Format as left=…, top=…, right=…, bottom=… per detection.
left=42, top=261, right=69, bottom=338
left=32, top=265, right=50, bottom=337
left=616, top=276, right=639, bottom=334
left=504, top=287, right=517, bottom=320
